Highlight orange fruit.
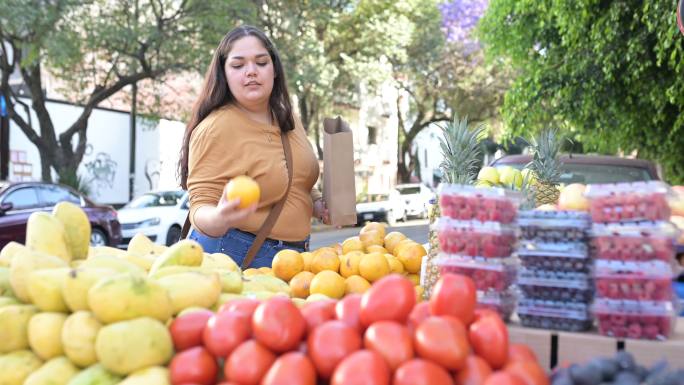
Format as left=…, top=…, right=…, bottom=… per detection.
left=342, top=237, right=364, bottom=254
left=366, top=245, right=388, bottom=254
left=330, top=243, right=344, bottom=255
left=415, top=285, right=425, bottom=301
left=310, top=271, right=345, bottom=299
left=272, top=249, right=304, bottom=282
left=392, top=239, right=416, bottom=257
left=225, top=175, right=260, bottom=209
left=407, top=274, right=420, bottom=286
left=361, top=222, right=386, bottom=238
left=384, top=231, right=407, bottom=254
left=340, top=251, right=364, bottom=278
left=359, top=252, right=390, bottom=283
left=345, top=275, right=372, bottom=295
left=360, top=230, right=384, bottom=249
left=311, top=248, right=340, bottom=273
left=289, top=271, right=315, bottom=298
left=259, top=267, right=274, bottom=276
left=243, top=268, right=261, bottom=277
left=396, top=243, right=426, bottom=274
left=384, top=254, right=405, bottom=275
left=300, top=252, right=314, bottom=272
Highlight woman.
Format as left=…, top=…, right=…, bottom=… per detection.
left=178, top=25, right=328, bottom=268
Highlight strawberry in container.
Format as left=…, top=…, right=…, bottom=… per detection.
left=584, top=181, right=673, bottom=223
left=517, top=299, right=593, bottom=332
left=435, top=217, right=517, bottom=258
left=434, top=254, right=516, bottom=293
left=517, top=268, right=593, bottom=303
left=517, top=210, right=590, bottom=242
left=594, top=299, right=677, bottom=340
left=517, top=240, right=591, bottom=273
left=594, top=260, right=674, bottom=301
left=438, top=184, right=522, bottom=224
left=590, top=221, right=679, bottom=263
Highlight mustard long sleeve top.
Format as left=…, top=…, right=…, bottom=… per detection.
left=187, top=105, right=321, bottom=241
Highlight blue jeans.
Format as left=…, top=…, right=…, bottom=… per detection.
left=189, top=228, right=309, bottom=269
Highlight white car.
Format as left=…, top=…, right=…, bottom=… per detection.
left=356, top=190, right=407, bottom=226
left=395, top=183, right=434, bottom=219
left=117, top=190, right=188, bottom=247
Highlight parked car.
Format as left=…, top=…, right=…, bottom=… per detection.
left=356, top=190, right=407, bottom=226
left=0, top=181, right=122, bottom=249
left=117, top=190, right=188, bottom=247
left=395, top=183, right=434, bottom=219
left=490, top=154, right=661, bottom=184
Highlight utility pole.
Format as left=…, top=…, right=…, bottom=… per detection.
left=128, top=0, right=139, bottom=201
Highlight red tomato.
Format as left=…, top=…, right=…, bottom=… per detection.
left=393, top=358, right=454, bottom=385
left=224, top=339, right=276, bottom=385
left=473, top=308, right=500, bottom=322
left=469, top=314, right=509, bottom=370
left=483, top=371, right=526, bottom=385
left=407, top=302, right=430, bottom=334
left=169, top=346, right=218, bottom=385
left=455, top=356, right=493, bottom=385
left=414, top=316, right=470, bottom=371
left=301, top=300, right=336, bottom=334
left=219, top=298, right=260, bottom=318
left=430, top=274, right=476, bottom=326
left=507, top=344, right=538, bottom=364
left=363, top=321, right=413, bottom=370
left=307, top=320, right=362, bottom=378
left=261, top=352, right=317, bottom=385
left=360, top=274, right=415, bottom=327
left=505, top=361, right=549, bottom=385
left=252, top=297, right=306, bottom=352
left=330, top=349, right=390, bottom=385
left=169, top=310, right=213, bottom=351
left=202, top=311, right=251, bottom=357
left=335, top=294, right=363, bottom=332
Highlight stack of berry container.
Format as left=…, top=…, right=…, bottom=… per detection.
left=434, top=184, right=522, bottom=321
left=515, top=210, right=594, bottom=331
left=586, top=181, right=680, bottom=340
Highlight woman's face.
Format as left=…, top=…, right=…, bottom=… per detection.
left=224, top=35, right=275, bottom=111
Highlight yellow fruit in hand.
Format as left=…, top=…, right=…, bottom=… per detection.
left=359, top=252, right=390, bottom=283
left=384, top=254, right=405, bottom=275
left=311, top=248, right=340, bottom=273
left=289, top=271, right=315, bottom=299
left=383, top=231, right=407, bottom=254
left=310, top=271, right=345, bottom=299
left=339, top=251, right=363, bottom=278
left=272, top=250, right=304, bottom=282
left=344, top=275, right=371, bottom=295
left=341, top=237, right=364, bottom=254
left=225, top=175, right=260, bottom=209
left=396, top=243, right=426, bottom=274
left=300, top=252, right=313, bottom=272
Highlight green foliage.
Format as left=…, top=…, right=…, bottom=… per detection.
left=479, top=0, right=684, bottom=183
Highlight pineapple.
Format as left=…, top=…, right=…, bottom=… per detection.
left=527, top=128, right=562, bottom=206
left=423, top=115, right=485, bottom=298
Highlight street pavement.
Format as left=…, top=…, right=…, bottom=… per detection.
left=309, top=219, right=429, bottom=250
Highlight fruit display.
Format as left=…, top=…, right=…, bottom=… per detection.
left=517, top=299, right=593, bottom=332
left=593, top=299, right=677, bottom=340
left=477, top=291, right=517, bottom=322
left=584, top=181, right=672, bottom=223
left=517, top=210, right=590, bottom=242
left=518, top=269, right=593, bottom=303
left=594, top=260, right=673, bottom=301
left=590, top=222, right=679, bottom=262
left=434, top=255, right=516, bottom=293
left=551, top=350, right=684, bottom=385
left=438, top=184, right=521, bottom=224
left=436, top=217, right=516, bottom=258
left=517, top=240, right=591, bottom=273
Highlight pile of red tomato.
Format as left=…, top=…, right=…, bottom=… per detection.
left=167, top=273, right=550, bottom=385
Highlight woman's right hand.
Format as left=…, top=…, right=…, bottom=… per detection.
left=212, top=183, right=258, bottom=231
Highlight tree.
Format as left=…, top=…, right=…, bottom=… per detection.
left=479, top=0, right=684, bottom=183
left=0, top=0, right=253, bottom=182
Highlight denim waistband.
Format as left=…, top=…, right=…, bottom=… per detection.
left=231, top=228, right=309, bottom=250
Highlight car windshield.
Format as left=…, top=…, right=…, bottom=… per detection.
left=357, top=194, right=389, bottom=203
left=496, top=164, right=653, bottom=184
left=124, top=191, right=184, bottom=208
left=397, top=186, right=421, bottom=195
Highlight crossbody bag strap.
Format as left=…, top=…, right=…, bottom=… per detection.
left=241, top=130, right=293, bottom=269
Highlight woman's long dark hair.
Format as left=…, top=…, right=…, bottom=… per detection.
left=178, top=25, right=294, bottom=189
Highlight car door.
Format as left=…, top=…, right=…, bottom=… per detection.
left=0, top=186, right=42, bottom=247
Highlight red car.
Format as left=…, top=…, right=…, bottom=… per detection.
left=0, top=181, right=122, bottom=249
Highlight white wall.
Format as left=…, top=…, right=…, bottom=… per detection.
left=413, top=124, right=444, bottom=188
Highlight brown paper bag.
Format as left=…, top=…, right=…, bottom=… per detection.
left=323, top=116, right=357, bottom=226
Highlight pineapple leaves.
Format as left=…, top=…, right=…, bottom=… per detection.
left=438, top=115, right=486, bottom=185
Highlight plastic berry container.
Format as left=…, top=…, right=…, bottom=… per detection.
left=517, top=299, right=593, bottom=332
left=438, top=184, right=522, bottom=224
left=434, top=254, right=516, bottom=293
left=517, top=210, right=590, bottom=242
left=584, top=181, right=672, bottom=223
left=516, top=241, right=591, bottom=273
left=590, top=222, right=679, bottom=263
left=477, top=290, right=517, bottom=322
left=435, top=217, right=517, bottom=258
left=594, top=260, right=674, bottom=301
left=517, top=268, right=593, bottom=303
left=593, top=299, right=677, bottom=340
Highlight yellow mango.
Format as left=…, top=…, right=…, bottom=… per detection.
left=0, top=297, right=19, bottom=307
left=27, top=268, right=70, bottom=312
left=9, top=248, right=67, bottom=303
left=87, top=246, right=127, bottom=258
left=0, top=350, right=43, bottom=385
left=62, top=268, right=117, bottom=312
left=217, top=270, right=243, bottom=293
left=201, top=252, right=240, bottom=272
left=0, top=304, right=38, bottom=353
left=95, top=317, right=173, bottom=375
left=241, top=291, right=288, bottom=301
left=148, top=265, right=203, bottom=279
left=0, top=266, right=15, bottom=297
left=52, top=202, right=91, bottom=260
left=0, top=241, right=25, bottom=267
left=88, top=273, right=173, bottom=324
left=28, top=312, right=67, bottom=360
left=25, top=211, right=71, bottom=262
left=118, top=366, right=170, bottom=385
left=61, top=311, right=102, bottom=368
left=156, top=272, right=221, bottom=314
left=213, top=293, right=245, bottom=310
left=126, top=233, right=157, bottom=257
left=121, top=253, right=156, bottom=271
left=149, top=239, right=203, bottom=275
left=79, top=255, right=145, bottom=275
left=24, top=356, right=79, bottom=385
left=242, top=275, right=290, bottom=295
left=67, top=364, right=121, bottom=385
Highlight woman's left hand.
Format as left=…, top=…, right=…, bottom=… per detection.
left=313, top=199, right=330, bottom=225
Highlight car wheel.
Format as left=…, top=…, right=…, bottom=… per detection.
left=90, top=228, right=108, bottom=247
left=401, top=210, right=408, bottom=222
left=166, top=225, right=182, bottom=246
